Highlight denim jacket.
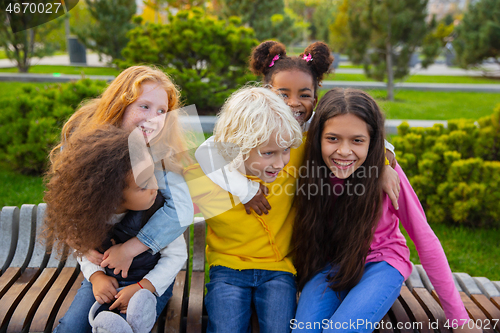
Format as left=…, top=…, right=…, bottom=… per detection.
left=137, top=170, right=193, bottom=254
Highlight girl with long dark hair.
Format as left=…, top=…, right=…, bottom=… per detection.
left=292, top=88, right=473, bottom=332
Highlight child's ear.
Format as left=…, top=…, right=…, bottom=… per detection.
left=314, top=96, right=318, bottom=109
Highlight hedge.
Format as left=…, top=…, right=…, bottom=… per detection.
left=0, top=79, right=107, bottom=175
left=394, top=105, right=500, bottom=228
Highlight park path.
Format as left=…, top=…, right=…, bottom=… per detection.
left=0, top=53, right=109, bottom=68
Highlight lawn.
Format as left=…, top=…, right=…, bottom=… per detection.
left=318, top=89, right=500, bottom=120
left=401, top=223, right=500, bottom=281
left=0, top=65, right=120, bottom=76
left=0, top=169, right=45, bottom=207
left=327, top=73, right=500, bottom=84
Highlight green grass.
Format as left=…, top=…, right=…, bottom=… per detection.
left=338, top=64, right=364, bottom=69
left=0, top=169, right=45, bottom=207
left=327, top=73, right=500, bottom=84
left=318, top=89, right=500, bottom=120
left=371, top=90, right=500, bottom=120
left=401, top=223, right=500, bottom=280
left=0, top=65, right=119, bottom=76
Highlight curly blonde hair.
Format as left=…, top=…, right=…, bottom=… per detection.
left=50, top=65, right=190, bottom=174
left=44, top=126, right=135, bottom=256
left=213, top=86, right=303, bottom=168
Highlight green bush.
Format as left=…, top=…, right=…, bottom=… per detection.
left=0, top=79, right=107, bottom=175
left=118, top=7, right=258, bottom=114
left=393, top=105, right=500, bottom=228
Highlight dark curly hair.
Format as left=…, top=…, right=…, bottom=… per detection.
left=43, top=126, right=137, bottom=256
left=249, top=40, right=333, bottom=97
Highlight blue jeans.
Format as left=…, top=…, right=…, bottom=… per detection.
left=205, top=266, right=297, bottom=333
left=53, top=278, right=174, bottom=333
left=292, top=261, right=404, bottom=333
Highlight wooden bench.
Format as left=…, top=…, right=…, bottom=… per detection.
left=1, top=204, right=499, bottom=333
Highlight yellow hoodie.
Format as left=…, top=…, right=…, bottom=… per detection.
left=183, top=143, right=305, bottom=275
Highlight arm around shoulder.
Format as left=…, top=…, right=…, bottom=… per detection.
left=136, top=171, right=193, bottom=254
left=195, top=136, right=260, bottom=204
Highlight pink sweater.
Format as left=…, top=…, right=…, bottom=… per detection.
left=339, top=163, right=469, bottom=322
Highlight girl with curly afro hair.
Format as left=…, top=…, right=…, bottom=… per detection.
left=45, top=126, right=187, bottom=333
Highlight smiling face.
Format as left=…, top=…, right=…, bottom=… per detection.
left=271, top=70, right=317, bottom=126
left=321, top=113, right=370, bottom=179
left=121, top=81, right=168, bottom=141
left=244, top=132, right=292, bottom=183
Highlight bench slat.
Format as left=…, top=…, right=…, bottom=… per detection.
left=9, top=205, right=36, bottom=271
left=388, top=298, right=413, bottom=333
left=473, top=277, right=500, bottom=298
left=458, top=291, right=494, bottom=333
left=164, top=226, right=191, bottom=333
left=186, top=220, right=206, bottom=333
left=7, top=267, right=59, bottom=333
left=29, top=266, right=80, bottom=333
left=398, top=286, right=433, bottom=333
left=490, top=296, right=500, bottom=311
left=469, top=294, right=500, bottom=323
left=0, top=207, right=20, bottom=274
left=27, top=204, right=50, bottom=269
left=186, top=272, right=205, bottom=333
left=412, top=287, right=452, bottom=333
left=0, top=268, right=21, bottom=300
left=51, top=273, right=85, bottom=332
left=165, top=270, right=187, bottom=333
left=0, top=268, right=39, bottom=330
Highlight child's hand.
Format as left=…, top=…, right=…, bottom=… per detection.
left=108, top=284, right=141, bottom=313
left=89, top=271, right=118, bottom=304
left=84, top=249, right=104, bottom=265
left=243, top=183, right=271, bottom=215
left=109, top=279, right=156, bottom=314
left=385, top=150, right=397, bottom=169
left=381, top=165, right=400, bottom=210
left=101, top=243, right=134, bottom=278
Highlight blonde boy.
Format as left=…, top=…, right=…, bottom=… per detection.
left=184, top=86, right=303, bottom=333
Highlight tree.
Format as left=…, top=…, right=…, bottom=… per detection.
left=72, top=0, right=137, bottom=64
left=218, top=0, right=308, bottom=45
left=42, top=1, right=96, bottom=53
left=0, top=10, right=61, bottom=72
left=454, top=0, right=500, bottom=68
left=287, top=0, right=339, bottom=43
left=420, top=16, right=455, bottom=68
left=119, top=7, right=258, bottom=113
left=331, top=0, right=429, bottom=101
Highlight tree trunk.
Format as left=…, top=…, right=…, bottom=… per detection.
left=386, top=41, right=394, bottom=101
left=385, top=13, right=394, bottom=102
